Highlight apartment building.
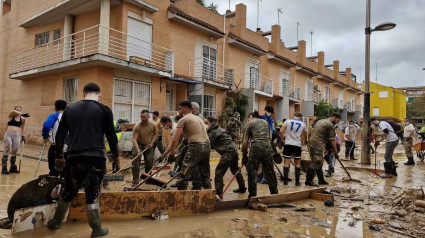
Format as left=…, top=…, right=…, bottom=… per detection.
left=366, top=82, right=407, bottom=122
left=397, top=86, right=425, bottom=127
left=0, top=0, right=362, bottom=143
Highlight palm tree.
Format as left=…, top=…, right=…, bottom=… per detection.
left=207, top=3, right=218, bottom=13
left=196, top=0, right=205, bottom=7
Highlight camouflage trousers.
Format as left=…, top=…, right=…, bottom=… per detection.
left=176, top=142, right=211, bottom=190
left=132, top=144, right=154, bottom=182
left=309, top=147, right=324, bottom=170
left=173, top=142, right=188, bottom=172
left=246, top=142, right=278, bottom=197
left=403, top=137, right=413, bottom=158
left=214, top=148, right=245, bottom=196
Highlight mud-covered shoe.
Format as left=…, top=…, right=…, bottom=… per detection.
left=404, top=158, right=415, bottom=165
left=87, top=206, right=108, bottom=237
left=316, top=169, right=329, bottom=185
left=48, top=199, right=71, bottom=230
left=233, top=187, right=247, bottom=194
left=305, top=169, right=318, bottom=187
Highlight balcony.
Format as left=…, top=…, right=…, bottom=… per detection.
left=279, top=81, right=301, bottom=102
left=188, top=57, right=233, bottom=89
left=331, top=98, right=339, bottom=108
left=242, top=73, right=273, bottom=97
left=313, top=90, right=322, bottom=103
left=10, top=25, right=174, bottom=79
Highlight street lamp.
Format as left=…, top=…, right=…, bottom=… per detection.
left=361, top=0, right=396, bottom=165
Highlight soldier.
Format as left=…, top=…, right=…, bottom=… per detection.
left=131, top=110, right=158, bottom=186
left=152, top=111, right=165, bottom=154
left=306, top=113, right=341, bottom=186
left=226, top=117, right=241, bottom=146
left=403, top=118, right=415, bottom=165
left=242, top=113, right=278, bottom=198
left=161, top=101, right=211, bottom=190
left=191, top=102, right=204, bottom=120
left=279, top=112, right=307, bottom=186
left=205, top=117, right=246, bottom=197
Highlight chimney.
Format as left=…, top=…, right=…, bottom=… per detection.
left=235, top=4, right=247, bottom=35
left=296, top=40, right=306, bottom=64
left=346, top=67, right=352, bottom=81
left=333, top=60, right=339, bottom=79
left=270, top=25, right=281, bottom=52
left=318, top=51, right=324, bottom=74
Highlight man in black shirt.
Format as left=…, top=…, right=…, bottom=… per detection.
left=47, top=83, right=118, bottom=237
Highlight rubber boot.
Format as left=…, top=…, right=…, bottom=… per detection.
left=404, top=157, right=415, bottom=165
left=1, top=155, right=9, bottom=175
left=391, top=161, right=398, bottom=176
left=87, top=206, right=108, bottom=237
left=233, top=187, right=247, bottom=193
left=283, top=167, right=290, bottom=185
left=9, top=156, right=19, bottom=173
left=316, top=169, right=329, bottom=185
left=325, top=169, right=332, bottom=177
left=304, top=168, right=318, bottom=187
left=382, top=162, right=393, bottom=178
left=47, top=198, right=71, bottom=230
left=295, top=167, right=301, bottom=186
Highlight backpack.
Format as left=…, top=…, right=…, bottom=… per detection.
left=382, top=121, right=404, bottom=140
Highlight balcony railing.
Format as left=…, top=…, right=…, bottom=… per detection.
left=203, top=108, right=217, bottom=118
left=331, top=98, right=338, bottom=108
left=279, top=81, right=301, bottom=101
left=243, top=73, right=273, bottom=95
left=188, top=57, right=233, bottom=86
left=345, top=102, right=353, bottom=112
left=11, top=24, right=174, bottom=75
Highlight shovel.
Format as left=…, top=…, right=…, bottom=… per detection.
left=219, top=164, right=244, bottom=199
left=33, top=142, right=47, bottom=179
left=131, top=161, right=171, bottom=191
left=157, top=171, right=181, bottom=191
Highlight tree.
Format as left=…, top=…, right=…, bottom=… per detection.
left=407, top=96, right=425, bottom=119
left=206, top=3, right=218, bottom=13
left=220, top=88, right=249, bottom=128
left=196, top=0, right=205, bottom=7
left=314, top=99, right=339, bottom=120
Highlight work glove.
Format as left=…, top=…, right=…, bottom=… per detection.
left=242, top=154, right=248, bottom=166
left=167, top=154, right=176, bottom=164
left=21, top=136, right=26, bottom=143
left=21, top=113, right=30, bottom=118
left=54, top=158, right=66, bottom=172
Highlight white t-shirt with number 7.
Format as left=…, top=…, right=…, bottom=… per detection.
left=283, top=118, right=307, bottom=147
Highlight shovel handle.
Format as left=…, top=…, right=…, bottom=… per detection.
left=111, top=147, right=149, bottom=175
left=335, top=156, right=352, bottom=180
left=157, top=171, right=181, bottom=191
left=131, top=162, right=170, bottom=191
left=220, top=164, right=244, bottom=199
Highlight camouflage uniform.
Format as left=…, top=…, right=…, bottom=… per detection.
left=208, top=123, right=245, bottom=196
left=242, top=118, right=278, bottom=198
left=308, top=119, right=336, bottom=170
left=226, top=120, right=241, bottom=144
left=132, top=144, right=154, bottom=181
left=176, top=143, right=211, bottom=190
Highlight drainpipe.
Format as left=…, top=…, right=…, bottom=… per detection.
left=63, top=14, right=73, bottom=61
left=222, top=14, right=226, bottom=84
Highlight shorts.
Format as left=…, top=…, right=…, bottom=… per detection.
left=282, top=144, right=302, bottom=159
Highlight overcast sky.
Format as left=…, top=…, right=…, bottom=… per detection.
left=209, top=0, right=425, bottom=88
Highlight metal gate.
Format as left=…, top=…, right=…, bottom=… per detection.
left=113, top=78, right=151, bottom=123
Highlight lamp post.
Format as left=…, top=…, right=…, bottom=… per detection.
left=361, top=0, right=396, bottom=165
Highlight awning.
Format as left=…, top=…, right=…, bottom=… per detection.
left=162, top=77, right=202, bottom=84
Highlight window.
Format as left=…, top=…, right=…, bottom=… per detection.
left=202, top=45, right=217, bottom=81
left=373, top=107, right=380, bottom=116
left=281, top=72, right=290, bottom=96
left=254, top=96, right=259, bottom=112
left=203, top=94, right=216, bottom=118
left=53, top=29, right=61, bottom=42
left=113, top=78, right=151, bottom=123
left=379, top=91, right=388, bottom=98
left=417, top=91, right=423, bottom=95
left=325, top=86, right=330, bottom=102
left=63, top=77, right=78, bottom=103
left=35, top=32, right=49, bottom=46
left=249, top=61, right=260, bottom=90
left=305, top=79, right=313, bottom=101
left=408, top=91, right=414, bottom=95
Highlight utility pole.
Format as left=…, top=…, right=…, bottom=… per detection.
left=297, top=21, right=300, bottom=42
left=310, top=31, right=313, bottom=56
left=277, top=8, right=282, bottom=26
left=375, top=62, right=378, bottom=82
left=256, top=0, right=262, bottom=31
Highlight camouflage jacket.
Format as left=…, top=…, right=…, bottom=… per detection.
left=308, top=118, right=336, bottom=151
left=242, top=118, right=271, bottom=153
left=207, top=123, right=236, bottom=155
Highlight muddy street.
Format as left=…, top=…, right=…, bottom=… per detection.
left=0, top=141, right=424, bottom=238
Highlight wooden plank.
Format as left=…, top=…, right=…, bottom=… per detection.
left=68, top=190, right=216, bottom=221
left=251, top=187, right=326, bottom=205
left=345, top=166, right=384, bottom=173
left=214, top=187, right=326, bottom=211
left=12, top=204, right=69, bottom=234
